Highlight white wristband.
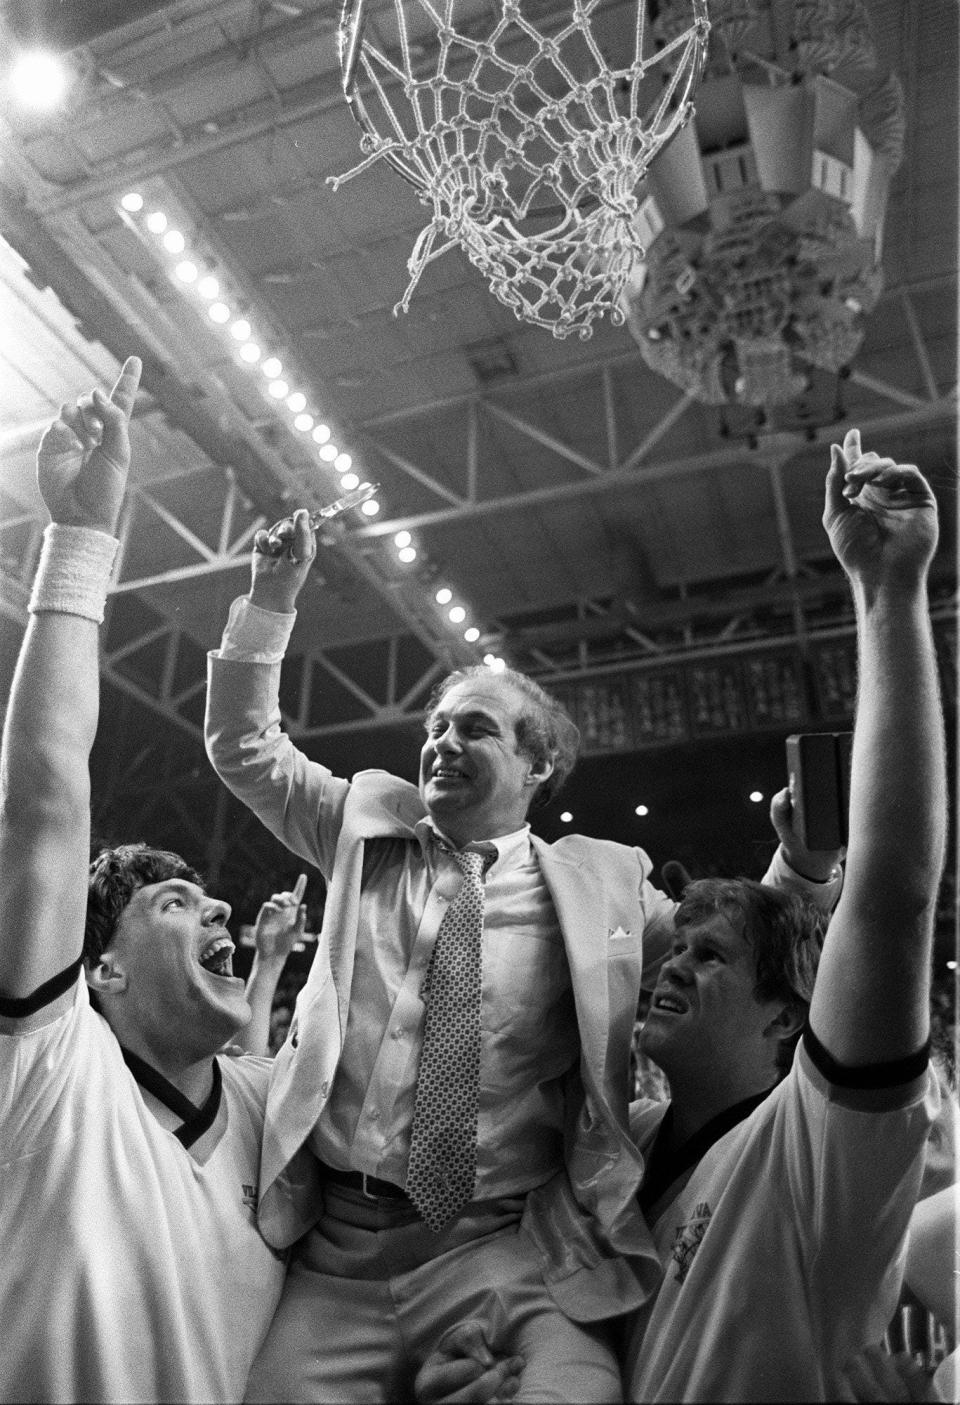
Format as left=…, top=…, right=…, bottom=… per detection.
left=28, top=524, right=119, bottom=624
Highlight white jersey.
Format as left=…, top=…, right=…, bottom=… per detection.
left=622, top=1038, right=939, bottom=1403
left=0, top=980, right=286, bottom=1404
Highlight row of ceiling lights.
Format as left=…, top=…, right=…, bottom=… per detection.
left=117, top=191, right=507, bottom=668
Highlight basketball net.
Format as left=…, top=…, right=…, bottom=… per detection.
left=331, top=0, right=710, bottom=338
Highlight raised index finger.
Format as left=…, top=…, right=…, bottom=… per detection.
left=841, top=427, right=862, bottom=465
left=108, top=356, right=142, bottom=421
left=292, top=872, right=308, bottom=903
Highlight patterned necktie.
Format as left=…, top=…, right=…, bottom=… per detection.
left=406, top=847, right=487, bottom=1232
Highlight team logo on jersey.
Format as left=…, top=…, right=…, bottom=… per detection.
left=670, top=1201, right=711, bottom=1284
left=242, top=1182, right=259, bottom=1212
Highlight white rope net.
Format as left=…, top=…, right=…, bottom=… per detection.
left=330, top=0, right=710, bottom=338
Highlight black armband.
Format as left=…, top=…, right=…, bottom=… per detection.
left=0, top=953, right=83, bottom=1017
left=803, top=1025, right=930, bottom=1089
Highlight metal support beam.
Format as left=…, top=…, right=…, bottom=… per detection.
left=355, top=398, right=956, bottom=540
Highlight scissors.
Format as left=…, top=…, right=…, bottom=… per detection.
left=306, top=481, right=379, bottom=527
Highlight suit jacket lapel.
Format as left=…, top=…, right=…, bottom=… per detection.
left=533, top=837, right=611, bottom=1085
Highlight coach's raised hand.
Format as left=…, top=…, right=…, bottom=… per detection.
left=249, top=506, right=317, bottom=613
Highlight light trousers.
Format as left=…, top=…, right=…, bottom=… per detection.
left=245, top=1185, right=622, bottom=1403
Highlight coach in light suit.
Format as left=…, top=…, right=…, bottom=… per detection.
left=205, top=508, right=841, bottom=1403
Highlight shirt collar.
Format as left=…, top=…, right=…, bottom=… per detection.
left=415, top=818, right=532, bottom=877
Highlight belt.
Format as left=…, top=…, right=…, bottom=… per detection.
left=318, top=1163, right=410, bottom=1201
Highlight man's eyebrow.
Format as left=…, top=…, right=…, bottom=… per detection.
left=148, top=879, right=200, bottom=902
left=429, top=706, right=502, bottom=727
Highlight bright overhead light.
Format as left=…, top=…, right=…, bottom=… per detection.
left=449, top=606, right=466, bottom=624
left=464, top=627, right=480, bottom=642
left=394, top=531, right=411, bottom=548
left=11, top=50, right=70, bottom=110
left=749, top=790, right=764, bottom=803
left=198, top=275, right=220, bottom=299
left=121, top=192, right=144, bottom=213
left=175, top=260, right=198, bottom=283
left=361, top=499, right=380, bottom=516
left=287, top=392, right=307, bottom=413
left=488, top=657, right=506, bottom=673
left=239, top=342, right=261, bottom=363
left=261, top=356, right=283, bottom=378
left=163, top=229, right=186, bottom=254
left=334, top=453, right=352, bottom=473
left=208, top=302, right=231, bottom=324
left=398, top=546, right=417, bottom=563
left=230, top=318, right=252, bottom=341
left=340, top=473, right=360, bottom=490
left=560, top=811, right=573, bottom=823
left=268, top=379, right=289, bottom=399
left=146, top=211, right=168, bottom=234
left=318, top=444, right=338, bottom=461
left=294, top=413, right=314, bottom=432
left=312, top=423, right=331, bottom=444
left=436, top=588, right=452, bottom=605
left=483, top=653, right=496, bottom=666
left=634, top=804, right=649, bottom=817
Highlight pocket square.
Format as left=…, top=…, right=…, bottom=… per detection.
left=608, top=926, right=633, bottom=940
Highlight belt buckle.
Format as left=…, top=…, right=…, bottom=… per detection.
left=360, top=1172, right=378, bottom=1200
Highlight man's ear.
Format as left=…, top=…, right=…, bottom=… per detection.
left=85, top=951, right=128, bottom=997
left=524, top=755, right=555, bottom=787
left=762, top=1002, right=805, bottom=1044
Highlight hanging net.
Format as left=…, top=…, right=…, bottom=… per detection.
left=330, top=0, right=710, bottom=338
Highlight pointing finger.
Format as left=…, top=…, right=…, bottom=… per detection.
left=292, top=873, right=308, bottom=903
left=108, top=356, right=142, bottom=420
left=841, top=427, right=861, bottom=464
left=824, top=443, right=848, bottom=519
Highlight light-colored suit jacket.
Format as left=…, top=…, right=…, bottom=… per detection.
left=205, top=649, right=837, bottom=1319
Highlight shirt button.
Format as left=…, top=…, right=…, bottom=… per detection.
left=392, top=1027, right=405, bottom=1041
left=368, top=1108, right=379, bottom=1121
left=320, top=1080, right=329, bottom=1097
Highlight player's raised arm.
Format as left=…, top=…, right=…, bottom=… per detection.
left=0, top=357, right=141, bottom=1007
left=809, top=428, right=945, bottom=1067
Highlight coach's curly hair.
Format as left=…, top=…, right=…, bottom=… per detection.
left=428, top=665, right=580, bottom=809
left=85, top=843, right=202, bottom=967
